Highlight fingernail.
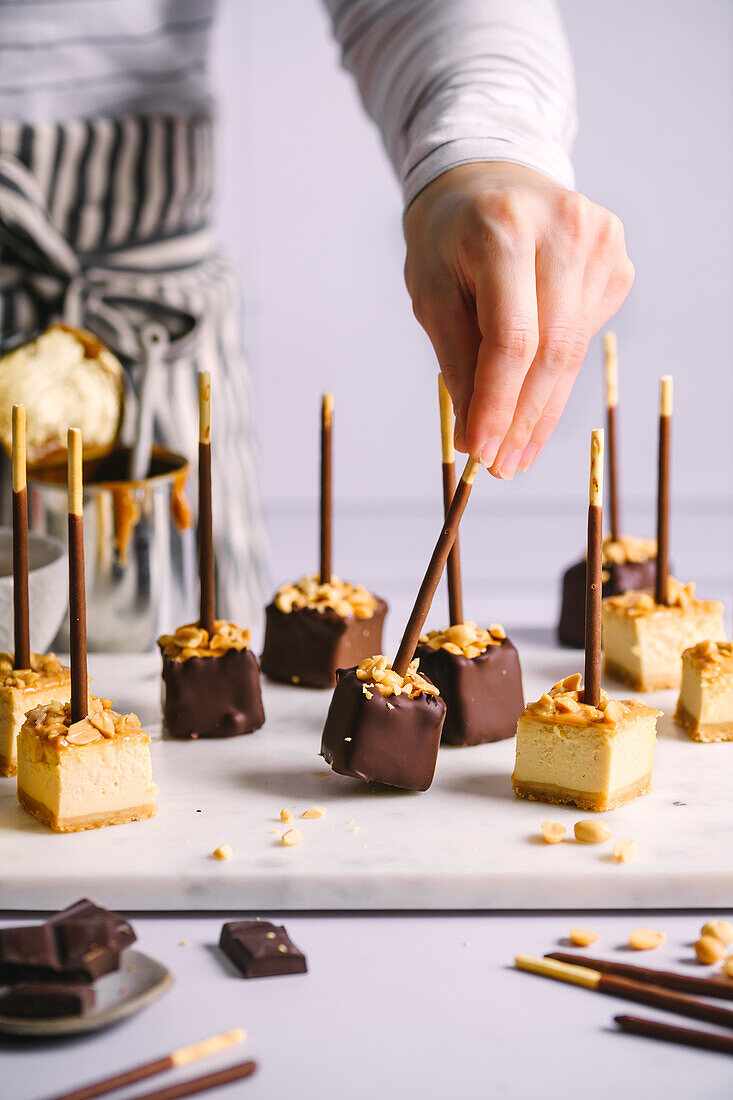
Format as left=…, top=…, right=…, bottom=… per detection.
left=478, top=436, right=501, bottom=468
left=518, top=443, right=539, bottom=473
left=497, top=449, right=522, bottom=480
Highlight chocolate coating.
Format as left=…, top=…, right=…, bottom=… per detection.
left=219, top=920, right=307, bottom=979
left=0, top=981, right=95, bottom=1018
left=415, top=637, right=524, bottom=746
left=260, top=598, right=387, bottom=689
left=320, top=666, right=446, bottom=791
left=558, top=556, right=658, bottom=648
left=160, top=646, right=265, bottom=739
left=0, top=899, right=135, bottom=984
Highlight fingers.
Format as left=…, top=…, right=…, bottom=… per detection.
left=464, top=238, right=539, bottom=467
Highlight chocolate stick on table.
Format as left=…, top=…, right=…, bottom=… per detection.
left=515, top=954, right=733, bottom=1030
left=67, top=428, right=88, bottom=724
left=392, top=455, right=480, bottom=678
left=197, top=371, right=215, bottom=635
left=12, top=403, right=30, bottom=670
left=615, top=1015, right=733, bottom=1057
left=604, top=333, right=620, bottom=542
left=438, top=375, right=463, bottom=625
left=319, top=392, right=333, bottom=585
left=546, top=952, right=733, bottom=1001
left=584, top=428, right=604, bottom=707
left=43, top=1062, right=258, bottom=1100
left=655, top=375, right=673, bottom=606
left=39, top=1028, right=246, bottom=1100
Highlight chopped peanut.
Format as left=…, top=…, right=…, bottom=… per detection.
left=629, top=928, right=666, bottom=951
left=569, top=927, right=600, bottom=947
left=574, top=820, right=612, bottom=844
left=541, top=821, right=567, bottom=845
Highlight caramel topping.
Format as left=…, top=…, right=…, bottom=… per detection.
left=603, top=578, right=724, bottom=618
left=685, top=640, right=733, bottom=670
left=356, top=654, right=439, bottom=700
left=602, top=535, right=657, bottom=566
left=419, top=621, right=506, bottom=659
left=524, top=674, right=658, bottom=729
left=23, top=696, right=147, bottom=749
left=274, top=575, right=377, bottom=619
left=0, top=652, right=69, bottom=690
left=158, top=620, right=251, bottom=661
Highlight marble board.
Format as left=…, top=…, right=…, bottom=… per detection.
left=1, top=644, right=731, bottom=911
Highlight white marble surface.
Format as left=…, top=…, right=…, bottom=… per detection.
left=2, top=641, right=732, bottom=912
left=3, top=911, right=733, bottom=1100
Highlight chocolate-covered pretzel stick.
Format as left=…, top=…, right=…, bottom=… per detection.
left=67, top=428, right=87, bottom=723
left=604, top=333, right=620, bottom=542
left=655, top=375, right=673, bottom=606
left=198, top=371, right=215, bottom=635
left=392, top=456, right=479, bottom=677
left=12, top=403, right=30, bottom=670
left=615, top=1015, right=733, bottom=1056
left=547, top=952, right=733, bottom=1001
left=584, top=429, right=604, bottom=707
left=438, top=376, right=463, bottom=626
left=319, top=392, right=333, bottom=585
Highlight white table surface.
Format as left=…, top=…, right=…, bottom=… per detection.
left=3, top=910, right=733, bottom=1100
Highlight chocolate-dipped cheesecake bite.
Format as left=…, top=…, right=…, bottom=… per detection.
left=321, top=455, right=480, bottom=792
left=321, top=657, right=446, bottom=790
left=416, top=622, right=523, bottom=746
left=261, top=393, right=386, bottom=688
left=158, top=372, right=264, bottom=738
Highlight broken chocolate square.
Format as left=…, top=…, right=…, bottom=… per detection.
left=219, top=920, right=307, bottom=979
left=0, top=981, right=95, bottom=1018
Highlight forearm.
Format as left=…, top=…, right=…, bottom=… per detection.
left=324, top=0, right=577, bottom=206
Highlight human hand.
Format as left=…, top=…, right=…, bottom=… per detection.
left=403, top=162, right=634, bottom=478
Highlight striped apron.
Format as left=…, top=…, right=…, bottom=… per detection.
left=0, top=114, right=266, bottom=627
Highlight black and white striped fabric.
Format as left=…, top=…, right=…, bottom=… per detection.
left=0, top=114, right=265, bottom=627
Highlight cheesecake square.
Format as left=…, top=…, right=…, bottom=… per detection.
left=559, top=535, right=658, bottom=648
left=0, top=653, right=71, bottom=777
left=675, top=640, right=733, bottom=742
left=415, top=622, right=523, bottom=746
left=261, top=575, right=387, bottom=688
left=320, top=657, right=446, bottom=791
left=17, top=697, right=157, bottom=832
left=602, top=579, right=726, bottom=692
left=158, top=621, right=264, bottom=739
left=512, top=674, right=659, bottom=812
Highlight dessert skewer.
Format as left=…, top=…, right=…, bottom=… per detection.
left=0, top=406, right=71, bottom=778
left=603, top=376, right=725, bottom=692
left=558, top=334, right=658, bottom=647
left=320, top=457, right=479, bottom=791
left=513, top=429, right=659, bottom=811
left=260, top=393, right=387, bottom=688
left=415, top=377, right=524, bottom=746
left=158, top=373, right=264, bottom=738
left=16, top=428, right=157, bottom=831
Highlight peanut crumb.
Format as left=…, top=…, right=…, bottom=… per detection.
left=612, top=837, right=638, bottom=863
left=212, top=844, right=233, bottom=861
left=350, top=826, right=360, bottom=833
left=570, top=927, right=600, bottom=947
left=629, top=928, right=666, bottom=951
left=302, top=806, right=326, bottom=819
left=281, top=828, right=304, bottom=847
left=541, top=821, right=566, bottom=845
left=347, top=818, right=355, bottom=825
left=574, top=820, right=612, bottom=844
left=280, top=808, right=293, bottom=823
left=701, top=920, right=733, bottom=946
left=179, top=940, right=189, bottom=947
left=695, top=936, right=726, bottom=964
left=721, top=956, right=733, bottom=979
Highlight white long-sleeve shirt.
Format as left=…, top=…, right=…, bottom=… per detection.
left=0, top=1, right=576, bottom=208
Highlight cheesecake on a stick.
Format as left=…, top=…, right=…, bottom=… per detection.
left=514, top=430, right=659, bottom=811
left=158, top=373, right=264, bottom=738
left=0, top=404, right=70, bottom=777
left=415, top=377, right=523, bottom=746
left=17, top=429, right=157, bottom=831
left=261, top=394, right=386, bottom=688
left=602, top=378, right=725, bottom=692
left=675, top=641, right=733, bottom=742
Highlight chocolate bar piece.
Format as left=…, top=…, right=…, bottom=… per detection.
left=161, top=647, right=265, bottom=739
left=260, top=600, right=387, bottom=689
left=219, top=921, right=307, bottom=979
left=0, top=898, right=135, bottom=984
left=415, top=637, right=524, bottom=746
left=0, top=981, right=95, bottom=1018
left=320, top=666, right=446, bottom=790
left=558, top=557, right=658, bottom=648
